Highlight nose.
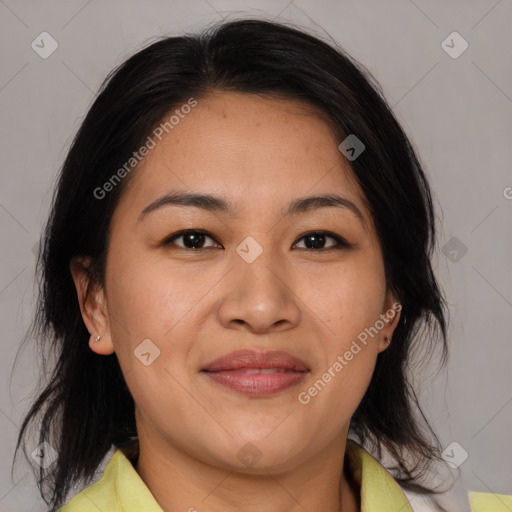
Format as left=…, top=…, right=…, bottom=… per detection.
left=217, top=248, right=301, bottom=335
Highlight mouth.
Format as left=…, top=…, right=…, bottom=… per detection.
left=200, top=349, right=310, bottom=397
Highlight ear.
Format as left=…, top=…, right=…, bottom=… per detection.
left=70, top=256, right=115, bottom=356
left=377, top=291, right=402, bottom=353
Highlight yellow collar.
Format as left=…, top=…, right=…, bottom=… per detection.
left=59, top=441, right=414, bottom=511
left=345, top=440, right=413, bottom=511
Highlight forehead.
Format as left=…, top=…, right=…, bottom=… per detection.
left=115, top=91, right=370, bottom=224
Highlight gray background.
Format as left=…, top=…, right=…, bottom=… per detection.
left=1, top=0, right=511, bottom=510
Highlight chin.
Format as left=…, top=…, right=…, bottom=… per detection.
left=201, top=431, right=312, bottom=474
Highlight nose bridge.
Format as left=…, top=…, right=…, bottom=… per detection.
left=234, top=233, right=288, bottom=298
left=217, top=235, right=301, bottom=332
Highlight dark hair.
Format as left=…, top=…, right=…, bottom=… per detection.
left=13, top=18, right=449, bottom=509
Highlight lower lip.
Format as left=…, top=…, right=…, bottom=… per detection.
left=201, top=369, right=308, bottom=396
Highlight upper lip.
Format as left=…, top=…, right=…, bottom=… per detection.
left=201, top=350, right=310, bottom=372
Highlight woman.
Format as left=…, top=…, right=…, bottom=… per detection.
left=14, top=18, right=507, bottom=512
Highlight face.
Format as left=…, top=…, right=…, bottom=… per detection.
left=73, top=91, right=400, bottom=473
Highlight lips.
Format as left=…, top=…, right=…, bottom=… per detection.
left=201, top=350, right=310, bottom=396
left=202, top=349, right=310, bottom=372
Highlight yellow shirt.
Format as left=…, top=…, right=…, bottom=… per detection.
left=57, top=441, right=511, bottom=511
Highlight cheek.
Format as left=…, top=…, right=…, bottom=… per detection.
left=297, top=337, right=378, bottom=437
left=103, top=248, right=181, bottom=372
left=106, top=245, right=209, bottom=336
left=299, top=254, right=386, bottom=345
left=294, top=253, right=385, bottom=413
left=104, top=243, right=227, bottom=387
left=104, top=253, right=210, bottom=423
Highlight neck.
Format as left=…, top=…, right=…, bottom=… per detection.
left=134, top=434, right=360, bottom=512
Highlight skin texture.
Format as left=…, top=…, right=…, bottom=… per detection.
left=71, top=91, right=401, bottom=512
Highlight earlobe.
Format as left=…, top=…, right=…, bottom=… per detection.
left=88, top=332, right=115, bottom=355
left=70, top=256, right=115, bottom=356
left=378, top=294, right=402, bottom=353
left=378, top=334, right=392, bottom=353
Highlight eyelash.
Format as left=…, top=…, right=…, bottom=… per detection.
left=162, top=229, right=351, bottom=251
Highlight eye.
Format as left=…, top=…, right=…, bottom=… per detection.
left=162, top=229, right=350, bottom=251
left=293, top=231, right=350, bottom=250
left=162, top=229, right=222, bottom=250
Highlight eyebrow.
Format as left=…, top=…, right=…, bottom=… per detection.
left=137, top=190, right=366, bottom=227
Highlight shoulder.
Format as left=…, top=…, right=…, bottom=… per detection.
left=468, top=491, right=512, bottom=512
left=56, top=449, right=122, bottom=512
left=346, top=441, right=512, bottom=512
left=345, top=440, right=415, bottom=510
left=403, top=488, right=512, bottom=512
left=56, top=448, right=162, bottom=512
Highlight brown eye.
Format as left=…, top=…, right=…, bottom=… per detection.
left=293, top=231, right=350, bottom=250
left=163, top=230, right=222, bottom=250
